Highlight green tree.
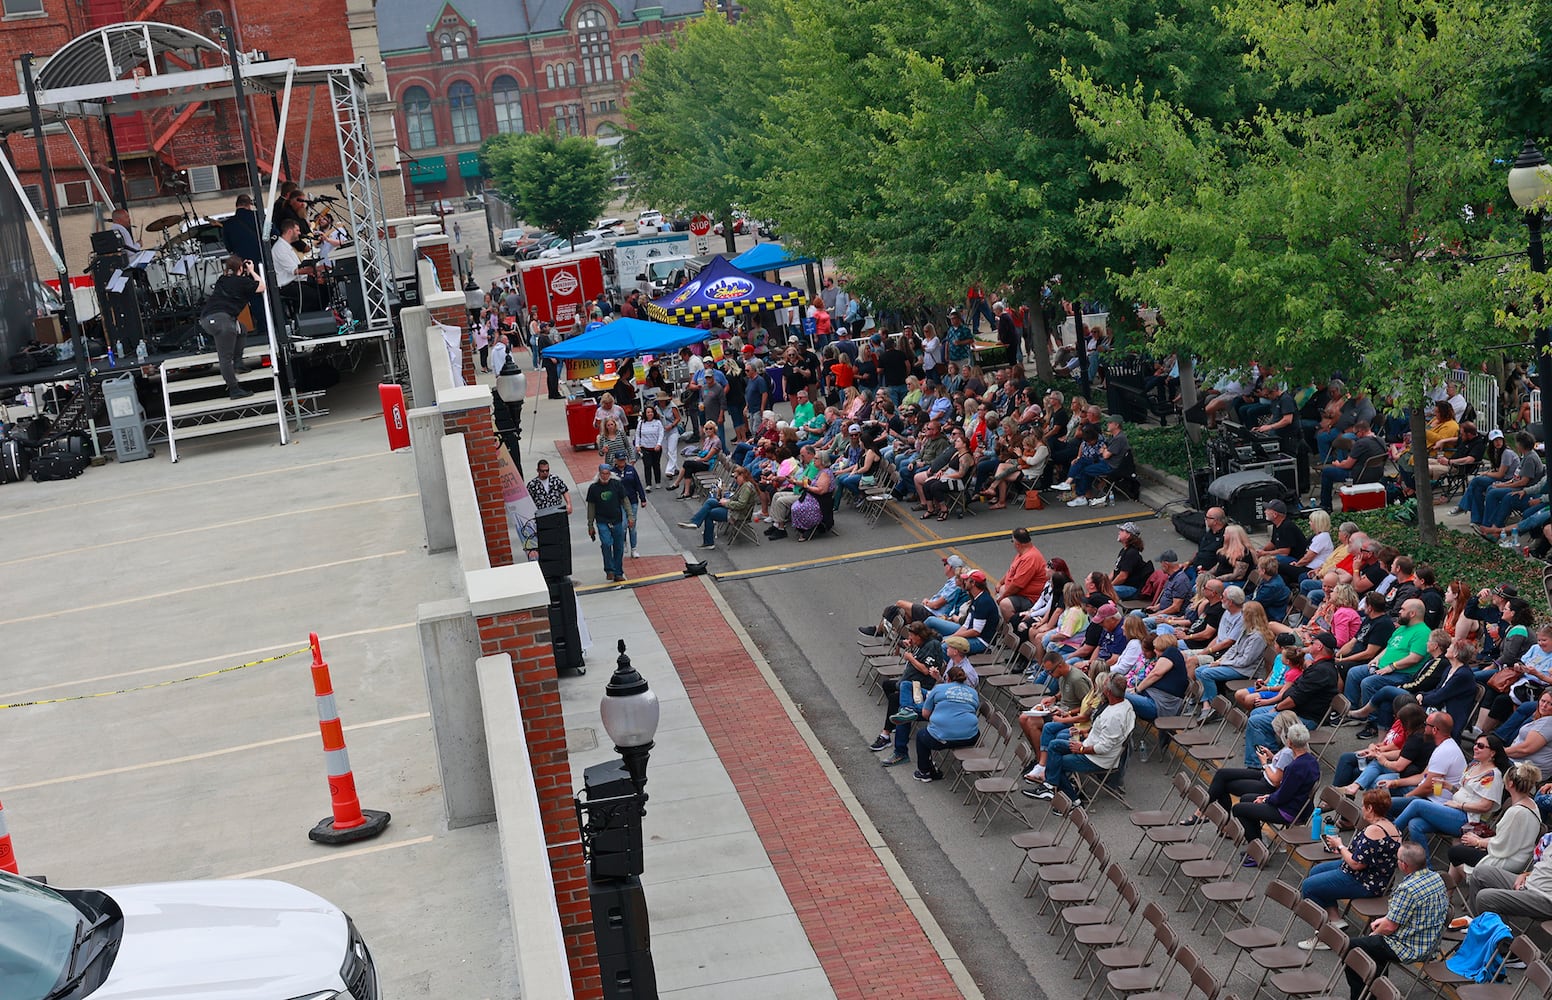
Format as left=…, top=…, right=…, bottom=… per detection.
left=1062, top=0, right=1534, bottom=541
left=622, top=2, right=788, bottom=253
left=482, top=131, right=613, bottom=250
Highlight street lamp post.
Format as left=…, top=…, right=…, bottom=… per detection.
left=1508, top=139, right=1552, bottom=490
left=576, top=640, right=660, bottom=998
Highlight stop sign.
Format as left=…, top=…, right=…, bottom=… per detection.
left=689, top=214, right=712, bottom=236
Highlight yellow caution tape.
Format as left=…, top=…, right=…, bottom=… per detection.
left=0, top=647, right=311, bottom=710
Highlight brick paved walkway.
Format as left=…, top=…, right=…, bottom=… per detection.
left=637, top=577, right=966, bottom=1000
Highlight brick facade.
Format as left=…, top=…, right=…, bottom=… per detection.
left=379, top=0, right=704, bottom=208
left=474, top=608, right=602, bottom=1000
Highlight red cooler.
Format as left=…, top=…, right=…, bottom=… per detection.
left=566, top=398, right=599, bottom=450
left=1339, top=482, right=1387, bottom=512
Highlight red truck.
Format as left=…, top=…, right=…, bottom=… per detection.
left=519, top=252, right=605, bottom=327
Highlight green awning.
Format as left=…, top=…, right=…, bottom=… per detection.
left=457, top=151, right=482, bottom=178
left=408, top=156, right=447, bottom=183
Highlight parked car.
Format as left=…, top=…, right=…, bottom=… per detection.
left=463, top=194, right=486, bottom=211
left=596, top=216, right=627, bottom=234
left=539, top=229, right=613, bottom=257
left=636, top=209, right=664, bottom=232
left=4, top=869, right=378, bottom=1000
left=499, top=228, right=526, bottom=255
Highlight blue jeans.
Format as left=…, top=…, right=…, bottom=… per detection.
left=1498, top=700, right=1538, bottom=744
left=1317, top=429, right=1354, bottom=463
left=1070, top=456, right=1113, bottom=496
left=1393, top=798, right=1467, bottom=844
left=731, top=442, right=754, bottom=465
left=1319, top=465, right=1353, bottom=509
left=1114, top=585, right=1140, bottom=600
left=1046, top=738, right=1106, bottom=799
left=887, top=384, right=908, bottom=407
left=1302, top=859, right=1374, bottom=909
left=1125, top=691, right=1158, bottom=721
left=1245, top=706, right=1316, bottom=767
left=1482, top=487, right=1529, bottom=528
left=691, top=499, right=730, bottom=546
left=1459, top=474, right=1498, bottom=520
left=1344, top=664, right=1376, bottom=708
left=626, top=499, right=639, bottom=551
left=835, top=472, right=864, bottom=504
left=1364, top=684, right=1411, bottom=729
left=1041, top=723, right=1073, bottom=753
left=1332, top=751, right=1398, bottom=789
left=1198, top=664, right=1250, bottom=703
left=1300, top=577, right=1327, bottom=599
left=923, top=616, right=988, bottom=654
left=596, top=518, right=626, bottom=577
left=1357, top=671, right=1414, bottom=712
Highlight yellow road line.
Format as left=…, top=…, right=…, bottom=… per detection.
left=0, top=712, right=432, bottom=793
left=0, top=622, right=416, bottom=700
left=0, top=494, right=417, bottom=569
left=0, top=551, right=408, bottom=628
left=0, top=450, right=393, bottom=522
left=223, top=835, right=436, bottom=879
left=0, top=647, right=310, bottom=710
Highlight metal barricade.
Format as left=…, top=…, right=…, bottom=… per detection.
left=1469, top=371, right=1500, bottom=432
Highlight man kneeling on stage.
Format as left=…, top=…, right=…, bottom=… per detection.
left=270, top=219, right=326, bottom=313
left=200, top=255, right=265, bottom=400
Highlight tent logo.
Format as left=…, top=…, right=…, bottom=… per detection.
left=705, top=276, right=754, bottom=301
left=670, top=280, right=703, bottom=306
left=549, top=271, right=579, bottom=297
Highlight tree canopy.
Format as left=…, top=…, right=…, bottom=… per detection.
left=482, top=132, right=614, bottom=247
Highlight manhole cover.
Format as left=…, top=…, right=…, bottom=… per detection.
left=567, top=727, right=599, bottom=753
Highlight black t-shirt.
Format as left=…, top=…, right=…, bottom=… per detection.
left=1359, top=562, right=1388, bottom=591
left=586, top=479, right=626, bottom=525
left=967, top=591, right=1001, bottom=639
left=1154, top=646, right=1190, bottom=697
left=1287, top=659, right=1340, bottom=722
left=202, top=274, right=259, bottom=319
left=1115, top=547, right=1149, bottom=589
left=1353, top=614, right=1395, bottom=653
left=880, top=348, right=910, bottom=386
left=1270, top=518, right=1308, bottom=559
left=856, top=359, right=878, bottom=389
left=1419, top=587, right=1445, bottom=630
left=1081, top=621, right=1105, bottom=649
left=1396, top=733, right=1433, bottom=778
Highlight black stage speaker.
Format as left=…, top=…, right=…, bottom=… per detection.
left=330, top=254, right=369, bottom=325
left=534, top=512, right=573, bottom=580
left=547, top=576, right=585, bottom=673
left=589, top=876, right=657, bottom=998
left=294, top=311, right=337, bottom=339
left=1187, top=467, right=1213, bottom=511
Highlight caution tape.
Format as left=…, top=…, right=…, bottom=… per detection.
left=0, top=647, right=311, bottom=711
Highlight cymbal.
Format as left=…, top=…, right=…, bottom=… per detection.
left=145, top=214, right=186, bottom=232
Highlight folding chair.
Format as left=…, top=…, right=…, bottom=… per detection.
left=1243, top=899, right=1328, bottom=997
left=1126, top=772, right=1196, bottom=852
left=1456, top=957, right=1552, bottom=1000
left=942, top=480, right=975, bottom=520
left=1011, top=791, right=1076, bottom=883
left=1424, top=935, right=1541, bottom=1000
left=1021, top=808, right=1092, bottom=900
left=1263, top=923, right=1353, bottom=998
left=1219, top=879, right=1302, bottom=982
left=1137, top=788, right=1213, bottom=877
left=1094, top=918, right=1182, bottom=1000
left=1194, top=840, right=1271, bottom=934
left=1091, top=451, right=1141, bottom=507
left=1073, top=742, right=1133, bottom=812
left=969, top=743, right=1036, bottom=834
left=1056, top=862, right=1134, bottom=957
left=858, top=462, right=898, bottom=526
left=1082, top=900, right=1171, bottom=996
left=719, top=505, right=761, bottom=547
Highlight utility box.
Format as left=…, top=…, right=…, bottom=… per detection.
left=103, top=374, right=152, bottom=462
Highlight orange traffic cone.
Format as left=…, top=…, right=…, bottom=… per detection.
left=0, top=798, right=17, bottom=874
left=306, top=633, right=390, bottom=845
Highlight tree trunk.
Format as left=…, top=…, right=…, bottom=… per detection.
left=722, top=213, right=737, bottom=254
left=1178, top=355, right=1201, bottom=444
left=1024, top=286, right=1055, bottom=384
left=1410, top=406, right=1437, bottom=545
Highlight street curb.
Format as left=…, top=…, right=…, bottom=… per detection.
left=696, top=575, right=986, bottom=1000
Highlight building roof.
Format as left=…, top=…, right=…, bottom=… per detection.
left=377, top=0, right=703, bottom=55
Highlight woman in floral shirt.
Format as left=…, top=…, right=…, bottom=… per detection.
left=1300, top=787, right=1402, bottom=943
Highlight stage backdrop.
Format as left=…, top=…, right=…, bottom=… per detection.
left=0, top=154, right=46, bottom=359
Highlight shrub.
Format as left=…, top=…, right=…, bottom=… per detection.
left=1127, top=424, right=1192, bottom=480
left=1344, top=511, right=1548, bottom=613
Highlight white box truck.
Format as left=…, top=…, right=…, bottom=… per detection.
left=608, top=231, right=712, bottom=295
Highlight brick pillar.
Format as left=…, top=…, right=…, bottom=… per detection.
left=438, top=387, right=514, bottom=567
left=475, top=604, right=602, bottom=1000
left=426, top=290, right=477, bottom=387
left=418, top=235, right=454, bottom=292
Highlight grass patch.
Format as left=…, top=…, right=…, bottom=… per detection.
left=1127, top=423, right=1192, bottom=480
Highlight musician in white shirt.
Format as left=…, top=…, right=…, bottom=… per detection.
left=109, top=208, right=141, bottom=251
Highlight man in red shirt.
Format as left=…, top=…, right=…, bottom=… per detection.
left=966, top=282, right=994, bottom=335
left=996, top=526, right=1049, bottom=623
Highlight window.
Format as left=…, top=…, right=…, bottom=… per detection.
left=577, top=8, right=612, bottom=87
left=21, top=183, right=42, bottom=211
left=439, top=33, right=454, bottom=61
left=620, top=55, right=630, bottom=80
left=493, top=75, right=524, bottom=134
left=545, top=65, right=555, bottom=89
left=566, top=62, right=577, bottom=86
left=55, top=180, right=92, bottom=206
left=448, top=81, right=479, bottom=144
left=403, top=86, right=436, bottom=150
left=3, top=0, right=44, bottom=16
left=552, top=105, right=580, bottom=138
left=630, top=54, right=640, bottom=75
left=453, top=32, right=469, bottom=59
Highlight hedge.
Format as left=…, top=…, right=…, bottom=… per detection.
left=1342, top=511, right=1548, bottom=608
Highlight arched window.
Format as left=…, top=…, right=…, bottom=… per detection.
left=619, top=55, right=630, bottom=80
left=438, top=33, right=454, bottom=61
left=630, top=54, right=640, bottom=75
left=565, top=62, right=577, bottom=86
left=403, top=86, right=435, bottom=150
left=453, top=31, right=469, bottom=59
left=448, top=81, right=479, bottom=144
left=544, top=65, right=556, bottom=89
left=576, top=8, right=612, bottom=88
left=493, top=75, right=524, bottom=135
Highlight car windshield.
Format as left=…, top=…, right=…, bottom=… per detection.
left=0, top=871, right=81, bottom=999
left=502, top=229, right=521, bottom=239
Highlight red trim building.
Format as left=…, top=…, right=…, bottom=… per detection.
left=377, top=0, right=702, bottom=208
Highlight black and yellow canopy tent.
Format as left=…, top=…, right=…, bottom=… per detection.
left=644, top=255, right=805, bottom=325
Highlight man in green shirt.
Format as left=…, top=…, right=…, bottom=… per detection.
left=586, top=463, right=631, bottom=583
left=1345, top=599, right=1431, bottom=731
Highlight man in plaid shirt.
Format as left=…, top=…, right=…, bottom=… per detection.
left=1346, top=842, right=1449, bottom=1000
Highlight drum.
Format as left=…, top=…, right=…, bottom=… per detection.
left=144, top=257, right=171, bottom=291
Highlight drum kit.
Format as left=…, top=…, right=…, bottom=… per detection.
left=139, top=213, right=226, bottom=308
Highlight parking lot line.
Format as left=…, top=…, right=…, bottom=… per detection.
left=0, top=450, right=393, bottom=523
left=0, top=551, right=408, bottom=628
left=0, top=712, right=430, bottom=793
left=222, top=835, right=435, bottom=879
left=0, top=622, right=416, bottom=700
left=0, top=494, right=416, bottom=570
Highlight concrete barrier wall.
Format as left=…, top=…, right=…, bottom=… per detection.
left=440, top=434, right=490, bottom=574
left=477, top=653, right=576, bottom=1000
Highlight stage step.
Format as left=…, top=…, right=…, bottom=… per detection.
left=160, top=351, right=288, bottom=462
left=167, top=413, right=285, bottom=442
left=166, top=386, right=280, bottom=420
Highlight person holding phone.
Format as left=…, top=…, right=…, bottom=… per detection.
left=199, top=255, right=265, bottom=399
left=1297, top=788, right=1402, bottom=950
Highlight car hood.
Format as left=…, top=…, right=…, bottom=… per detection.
left=89, top=880, right=348, bottom=1000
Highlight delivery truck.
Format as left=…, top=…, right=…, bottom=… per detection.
left=519, top=252, right=606, bottom=326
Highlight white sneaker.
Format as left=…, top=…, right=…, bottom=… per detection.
left=1088, top=497, right=1107, bottom=507
left=1054, top=479, right=1075, bottom=492
left=1066, top=496, right=1088, bottom=507
left=1297, top=936, right=1330, bottom=952
left=631, top=549, right=641, bottom=558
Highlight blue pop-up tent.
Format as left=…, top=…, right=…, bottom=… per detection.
left=645, top=255, right=805, bottom=325
left=728, top=241, right=815, bottom=274
left=541, top=316, right=709, bottom=360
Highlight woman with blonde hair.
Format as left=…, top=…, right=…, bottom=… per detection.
left=1213, top=523, right=1255, bottom=583
left=1195, top=597, right=1275, bottom=703
left=595, top=417, right=633, bottom=465
left=593, top=391, right=627, bottom=431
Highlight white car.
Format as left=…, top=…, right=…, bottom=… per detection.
left=636, top=210, right=663, bottom=233
left=539, top=230, right=613, bottom=257
left=5, top=869, right=377, bottom=1000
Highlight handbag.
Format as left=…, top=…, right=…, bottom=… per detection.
left=1024, top=489, right=1045, bottom=510
left=1487, top=667, right=1519, bottom=693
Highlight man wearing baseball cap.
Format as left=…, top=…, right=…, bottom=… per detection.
left=860, top=554, right=971, bottom=636
left=923, top=568, right=1001, bottom=653
left=1243, top=631, right=1340, bottom=766
left=585, top=462, right=630, bottom=583
left=1258, top=498, right=1308, bottom=573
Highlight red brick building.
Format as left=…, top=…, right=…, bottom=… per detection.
left=377, top=0, right=703, bottom=208
left=0, top=0, right=367, bottom=222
